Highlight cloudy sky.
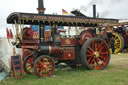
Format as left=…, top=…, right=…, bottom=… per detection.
left=0, top=0, right=128, bottom=37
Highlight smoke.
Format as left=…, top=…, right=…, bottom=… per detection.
left=100, top=11, right=109, bottom=18
left=88, top=0, right=122, bottom=5
left=80, top=0, right=124, bottom=17
left=99, top=0, right=123, bottom=17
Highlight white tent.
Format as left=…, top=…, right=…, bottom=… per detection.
left=0, top=37, right=22, bottom=72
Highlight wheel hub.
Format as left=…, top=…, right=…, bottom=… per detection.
left=44, top=65, right=47, bottom=68
left=94, top=51, right=99, bottom=58
left=98, top=61, right=102, bottom=65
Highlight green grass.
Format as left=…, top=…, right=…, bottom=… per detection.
left=0, top=65, right=128, bottom=85
left=1, top=53, right=128, bottom=85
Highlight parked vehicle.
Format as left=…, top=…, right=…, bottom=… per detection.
left=6, top=0, right=118, bottom=78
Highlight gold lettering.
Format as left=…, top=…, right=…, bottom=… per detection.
left=34, top=16, right=47, bottom=20
left=22, top=15, right=29, bottom=18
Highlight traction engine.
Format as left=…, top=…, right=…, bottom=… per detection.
left=6, top=0, right=118, bottom=78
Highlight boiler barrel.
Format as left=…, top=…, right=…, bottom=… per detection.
left=39, top=45, right=60, bottom=55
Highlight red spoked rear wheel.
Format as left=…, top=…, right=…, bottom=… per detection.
left=34, top=55, right=55, bottom=78
left=80, top=38, right=110, bottom=70
left=23, top=49, right=32, bottom=61
left=23, top=55, right=34, bottom=74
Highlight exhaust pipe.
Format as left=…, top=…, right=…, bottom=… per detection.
left=93, top=4, right=96, bottom=18
left=37, top=0, right=46, bottom=14
left=37, top=0, right=46, bottom=43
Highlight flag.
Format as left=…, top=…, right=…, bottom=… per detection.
left=6, top=28, right=10, bottom=39
left=62, top=9, right=69, bottom=15
left=10, top=29, right=13, bottom=39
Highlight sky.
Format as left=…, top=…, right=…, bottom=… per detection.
left=0, top=0, right=128, bottom=37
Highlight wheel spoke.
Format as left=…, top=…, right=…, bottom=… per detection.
left=97, top=42, right=103, bottom=50
left=97, top=58, right=106, bottom=65
left=43, top=69, right=47, bottom=77
left=86, top=49, right=93, bottom=54
left=43, top=58, right=45, bottom=64
left=39, top=70, right=43, bottom=77
left=100, top=52, right=108, bottom=55
left=89, top=58, right=95, bottom=65
left=94, top=59, right=97, bottom=69
left=38, top=60, right=43, bottom=66
left=26, top=64, right=31, bottom=68
left=98, top=47, right=104, bottom=52
left=88, top=46, right=94, bottom=53
left=37, top=68, right=41, bottom=72
left=99, top=55, right=105, bottom=60
left=88, top=56, right=93, bottom=63
left=45, top=59, right=49, bottom=65
left=86, top=54, right=93, bottom=57
left=46, top=69, right=51, bottom=75
left=28, top=67, right=32, bottom=72
left=96, top=58, right=100, bottom=68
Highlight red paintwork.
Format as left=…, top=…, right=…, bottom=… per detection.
left=61, top=38, right=79, bottom=46
left=21, top=40, right=38, bottom=49
left=23, top=27, right=51, bottom=41
left=22, top=48, right=33, bottom=60
left=32, top=31, right=51, bottom=41
left=22, top=49, right=30, bottom=58
left=80, top=31, right=94, bottom=45
left=58, top=47, right=75, bottom=60
left=23, top=27, right=34, bottom=40
left=63, top=50, right=75, bottom=60
left=45, top=31, right=51, bottom=41
left=50, top=46, right=60, bottom=54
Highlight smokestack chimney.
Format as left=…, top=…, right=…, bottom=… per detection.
left=37, top=0, right=46, bottom=14
left=93, top=4, right=96, bottom=18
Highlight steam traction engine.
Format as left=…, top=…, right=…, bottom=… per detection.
left=7, top=0, right=118, bottom=78
left=111, top=23, right=128, bottom=53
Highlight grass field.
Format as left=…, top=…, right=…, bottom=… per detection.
left=0, top=53, right=128, bottom=85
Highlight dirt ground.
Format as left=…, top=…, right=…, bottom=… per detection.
left=109, top=53, right=128, bottom=71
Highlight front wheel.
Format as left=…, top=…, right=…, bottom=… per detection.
left=33, top=55, right=55, bottom=78
left=23, top=55, right=34, bottom=74
left=80, top=38, right=110, bottom=70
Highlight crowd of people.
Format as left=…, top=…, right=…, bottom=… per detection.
left=114, top=25, right=128, bottom=33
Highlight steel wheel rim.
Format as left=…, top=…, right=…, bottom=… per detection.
left=35, top=57, right=54, bottom=77
left=85, top=40, right=110, bottom=69
left=112, top=33, right=122, bottom=53
left=25, top=56, right=34, bottom=74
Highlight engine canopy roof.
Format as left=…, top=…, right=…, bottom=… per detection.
left=7, top=12, right=119, bottom=27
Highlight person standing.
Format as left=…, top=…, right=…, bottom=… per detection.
left=110, top=38, right=115, bottom=54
